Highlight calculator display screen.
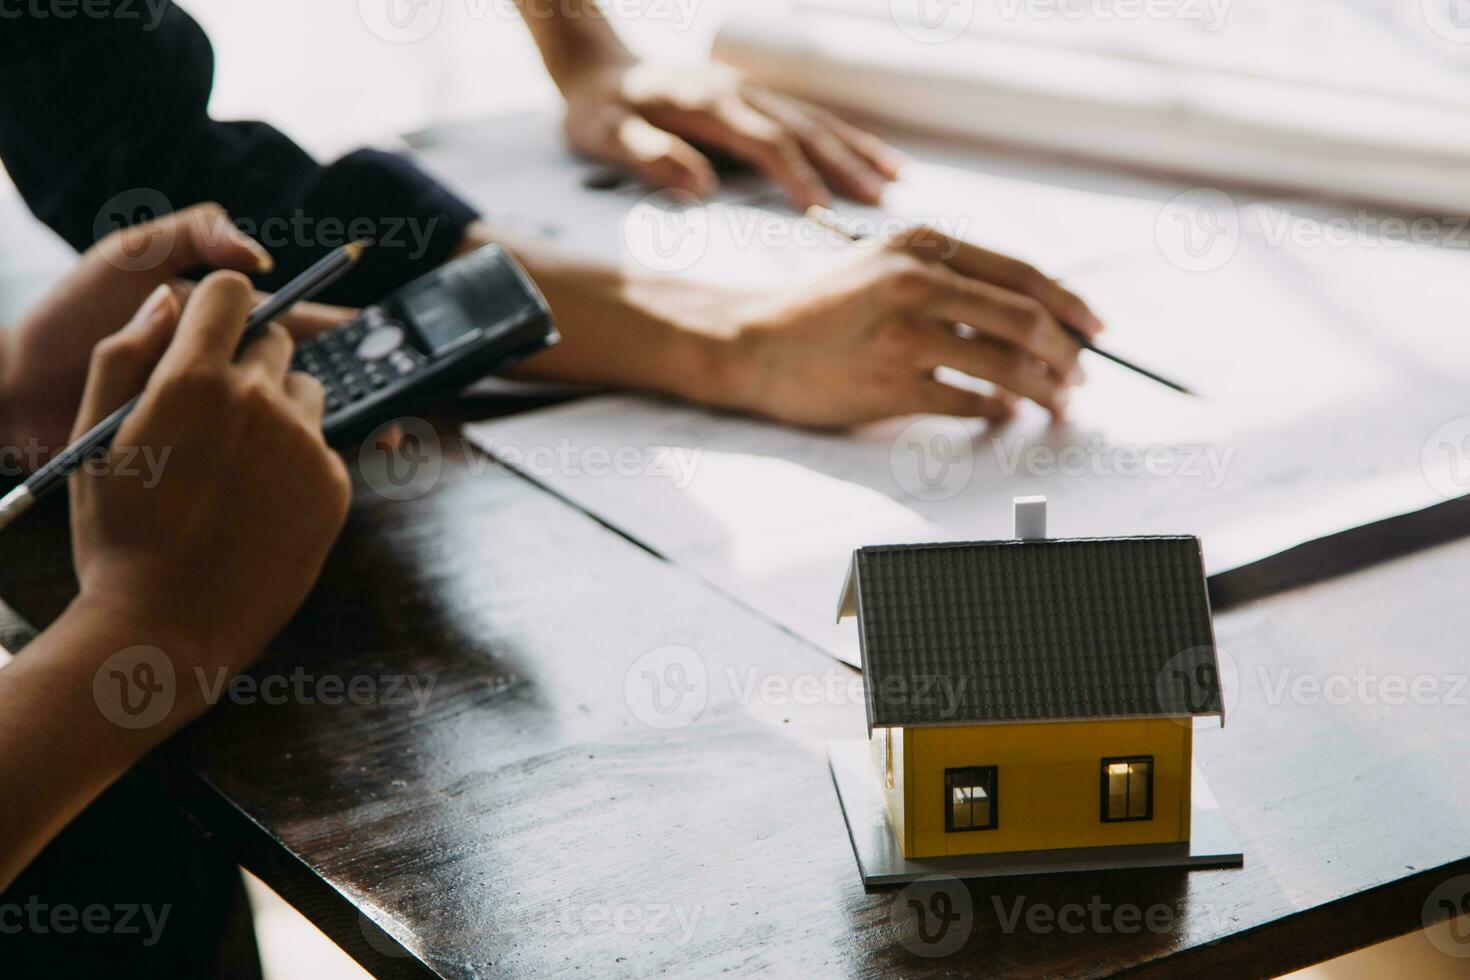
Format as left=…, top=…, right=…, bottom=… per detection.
left=402, top=291, right=478, bottom=352
left=387, top=246, right=539, bottom=355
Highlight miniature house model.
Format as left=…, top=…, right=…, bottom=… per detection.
left=831, top=496, right=1241, bottom=883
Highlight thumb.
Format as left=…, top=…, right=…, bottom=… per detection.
left=592, top=111, right=717, bottom=196
left=72, top=204, right=273, bottom=337
left=70, top=284, right=181, bottom=440
left=92, top=201, right=273, bottom=285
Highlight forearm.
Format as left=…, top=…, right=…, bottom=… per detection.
left=460, top=221, right=752, bottom=405
left=513, top=0, right=632, bottom=91
left=0, top=597, right=205, bottom=891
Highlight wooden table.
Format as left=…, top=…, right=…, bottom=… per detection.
left=3, top=400, right=1470, bottom=979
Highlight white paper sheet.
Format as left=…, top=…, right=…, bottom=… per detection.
left=712, top=0, right=1470, bottom=214
left=424, top=115, right=1470, bottom=666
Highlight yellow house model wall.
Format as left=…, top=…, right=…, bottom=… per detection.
left=895, top=719, right=1192, bottom=859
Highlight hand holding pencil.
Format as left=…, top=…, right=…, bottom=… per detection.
left=65, top=270, right=353, bottom=680
left=805, top=206, right=1193, bottom=397
left=0, top=223, right=368, bottom=530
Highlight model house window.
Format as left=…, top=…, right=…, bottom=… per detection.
left=945, top=766, right=997, bottom=832
left=1101, top=757, right=1153, bottom=822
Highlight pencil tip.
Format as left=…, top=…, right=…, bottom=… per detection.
left=344, top=239, right=374, bottom=262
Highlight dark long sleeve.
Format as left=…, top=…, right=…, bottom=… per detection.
left=0, top=3, right=480, bottom=306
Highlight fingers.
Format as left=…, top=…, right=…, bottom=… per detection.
left=902, top=379, right=1018, bottom=421
left=72, top=284, right=181, bottom=438
left=664, top=98, right=831, bottom=210
left=612, top=113, right=718, bottom=197
left=95, top=202, right=273, bottom=282
left=264, top=296, right=356, bottom=341
left=567, top=103, right=717, bottom=197
left=157, top=270, right=258, bottom=374
left=173, top=279, right=354, bottom=341
left=799, top=101, right=908, bottom=181
left=237, top=322, right=295, bottom=382
left=885, top=261, right=1081, bottom=380
left=283, top=371, right=327, bottom=424
left=895, top=226, right=1104, bottom=337
left=744, top=91, right=887, bottom=204
left=914, top=326, right=1070, bottom=416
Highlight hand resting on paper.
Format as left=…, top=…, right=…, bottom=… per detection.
left=478, top=222, right=1103, bottom=428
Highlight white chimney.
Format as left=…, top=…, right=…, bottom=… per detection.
left=1013, top=495, right=1047, bottom=540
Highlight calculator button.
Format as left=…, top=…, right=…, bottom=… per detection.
left=389, top=351, right=417, bottom=375
left=356, top=325, right=405, bottom=361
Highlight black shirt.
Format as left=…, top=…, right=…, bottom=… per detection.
left=0, top=3, right=480, bottom=305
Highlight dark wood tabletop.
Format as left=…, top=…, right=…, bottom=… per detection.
left=3, top=402, right=1470, bottom=979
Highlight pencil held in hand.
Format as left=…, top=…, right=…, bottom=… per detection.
left=804, top=206, right=1194, bottom=397
left=0, top=239, right=372, bottom=532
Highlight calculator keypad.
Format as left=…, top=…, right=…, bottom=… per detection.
left=292, top=314, right=426, bottom=415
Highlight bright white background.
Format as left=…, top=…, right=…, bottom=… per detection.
left=188, top=0, right=728, bottom=157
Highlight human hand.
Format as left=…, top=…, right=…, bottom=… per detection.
left=720, top=226, right=1103, bottom=427
left=480, top=221, right=1099, bottom=428
left=1, top=204, right=353, bottom=462
left=68, top=273, right=352, bottom=714
left=560, top=60, right=905, bottom=210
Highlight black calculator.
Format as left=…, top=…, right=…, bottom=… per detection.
left=290, top=244, right=557, bottom=446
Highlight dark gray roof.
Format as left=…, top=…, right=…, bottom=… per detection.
left=839, top=536, right=1221, bottom=729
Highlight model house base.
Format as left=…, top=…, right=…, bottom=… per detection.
left=828, top=739, right=1243, bottom=887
